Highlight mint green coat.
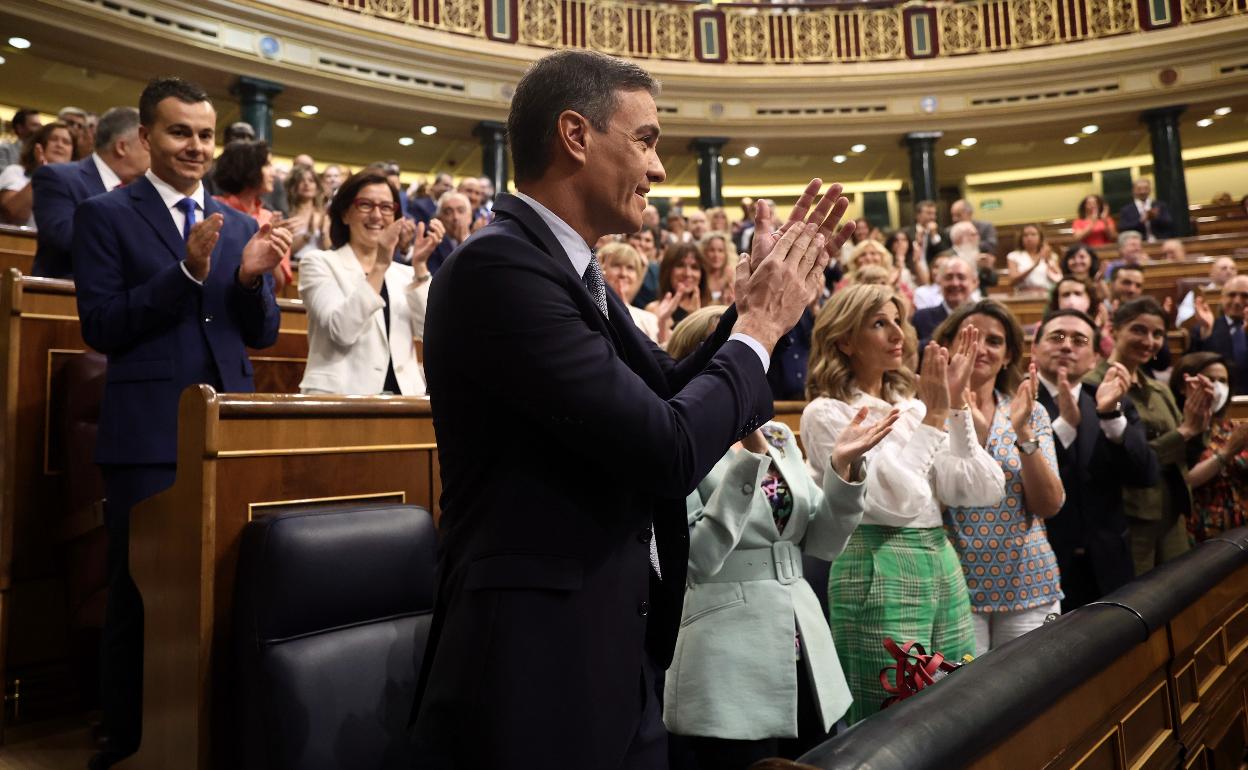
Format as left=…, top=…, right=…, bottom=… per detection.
left=665, top=422, right=864, bottom=739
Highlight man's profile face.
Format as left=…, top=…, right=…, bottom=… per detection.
left=583, top=88, right=666, bottom=236
left=1222, top=277, right=1248, bottom=321
left=1112, top=269, right=1144, bottom=302
left=1034, top=316, right=1095, bottom=382
left=141, top=97, right=216, bottom=191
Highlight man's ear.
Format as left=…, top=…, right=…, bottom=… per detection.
left=555, top=110, right=590, bottom=170
left=138, top=125, right=152, bottom=153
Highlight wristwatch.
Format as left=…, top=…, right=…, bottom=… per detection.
left=1017, top=438, right=1040, bottom=456
left=1096, top=400, right=1123, bottom=420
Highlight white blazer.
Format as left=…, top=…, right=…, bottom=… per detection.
left=297, top=244, right=428, bottom=395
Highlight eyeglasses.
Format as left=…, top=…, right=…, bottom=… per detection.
left=1042, top=331, right=1091, bottom=348
left=352, top=199, right=398, bottom=215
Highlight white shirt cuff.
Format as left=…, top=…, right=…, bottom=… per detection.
left=728, top=333, right=770, bottom=374
left=180, top=261, right=204, bottom=286
left=1052, top=417, right=1077, bottom=449
left=1100, top=415, right=1128, bottom=444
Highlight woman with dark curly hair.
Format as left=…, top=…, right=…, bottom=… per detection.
left=1072, top=194, right=1116, bottom=247
left=0, top=121, right=77, bottom=226
left=1061, top=243, right=1099, bottom=284
left=212, top=139, right=290, bottom=290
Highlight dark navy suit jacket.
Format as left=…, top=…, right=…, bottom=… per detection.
left=414, top=194, right=772, bottom=768
left=912, top=302, right=950, bottom=349
left=32, top=156, right=107, bottom=278
left=1191, top=315, right=1248, bottom=396
left=72, top=175, right=281, bottom=466
left=1117, top=199, right=1175, bottom=239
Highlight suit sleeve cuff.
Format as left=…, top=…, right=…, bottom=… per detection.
left=1100, top=415, right=1128, bottom=444
left=728, top=332, right=770, bottom=374
left=1052, top=417, right=1077, bottom=449
left=180, top=261, right=204, bottom=286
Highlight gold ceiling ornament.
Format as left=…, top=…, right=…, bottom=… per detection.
left=1183, top=0, right=1238, bottom=21
left=1012, top=0, right=1058, bottom=46
left=791, top=11, right=836, bottom=62
left=519, top=0, right=561, bottom=47
left=651, top=7, right=692, bottom=60
left=363, top=0, right=411, bottom=20
left=727, top=12, right=771, bottom=63
left=940, top=4, right=984, bottom=55
left=1087, top=0, right=1137, bottom=35
left=862, top=9, right=904, bottom=60
left=587, top=3, right=630, bottom=54
left=441, top=0, right=483, bottom=34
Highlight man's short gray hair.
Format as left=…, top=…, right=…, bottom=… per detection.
left=949, top=220, right=977, bottom=244
left=1117, top=230, right=1142, bottom=248
left=95, top=107, right=140, bottom=152
left=436, top=190, right=470, bottom=214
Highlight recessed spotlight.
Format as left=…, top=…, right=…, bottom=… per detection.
left=274, top=118, right=292, bottom=128
left=850, top=143, right=866, bottom=153
left=832, top=154, right=847, bottom=164
left=0, top=55, right=6, bottom=65
left=960, top=137, right=977, bottom=147
left=300, top=104, right=319, bottom=115
left=420, top=125, right=437, bottom=136
left=1081, top=124, right=1099, bottom=134
left=743, top=145, right=760, bottom=158
left=398, top=136, right=414, bottom=146
left=725, top=157, right=741, bottom=166
left=944, top=148, right=959, bottom=157
left=8, top=37, right=31, bottom=50
left=1063, top=136, right=1080, bottom=145
left=1214, top=107, right=1231, bottom=116
left=1196, top=118, right=1214, bottom=127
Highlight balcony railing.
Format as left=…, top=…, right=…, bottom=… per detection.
left=316, top=0, right=1244, bottom=64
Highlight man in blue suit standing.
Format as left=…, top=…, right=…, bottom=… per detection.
left=72, top=77, right=289, bottom=769
left=32, top=106, right=149, bottom=278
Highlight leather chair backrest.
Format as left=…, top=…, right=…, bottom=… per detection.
left=233, top=504, right=437, bottom=770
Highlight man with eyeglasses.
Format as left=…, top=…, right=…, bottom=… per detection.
left=1191, top=275, right=1248, bottom=395
left=1031, top=310, right=1159, bottom=611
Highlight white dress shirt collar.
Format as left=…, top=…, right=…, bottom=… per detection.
left=91, top=153, right=122, bottom=192
left=145, top=169, right=204, bottom=216
left=512, top=190, right=592, bottom=279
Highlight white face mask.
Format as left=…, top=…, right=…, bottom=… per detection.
left=1063, top=294, right=1091, bottom=313
left=1211, top=382, right=1229, bottom=414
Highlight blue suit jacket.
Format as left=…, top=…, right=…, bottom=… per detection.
left=912, top=303, right=950, bottom=349
left=72, top=175, right=281, bottom=465
left=32, top=156, right=107, bottom=278
left=1117, top=199, right=1175, bottom=239
left=1191, top=315, right=1248, bottom=395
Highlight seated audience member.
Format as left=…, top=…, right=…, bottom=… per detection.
left=666, top=316, right=895, bottom=770
left=768, top=307, right=816, bottom=402
left=320, top=163, right=345, bottom=202
left=665, top=210, right=689, bottom=244
left=58, top=106, right=93, bottom=157
left=645, top=242, right=711, bottom=338
left=913, top=255, right=978, bottom=349
left=285, top=163, right=330, bottom=264
left=1159, top=238, right=1186, bottom=261
left=1189, top=275, right=1248, bottom=394
left=597, top=242, right=660, bottom=343
left=1176, top=256, right=1236, bottom=325
left=476, top=175, right=495, bottom=212
left=686, top=209, right=709, bottom=242
left=0, top=121, right=77, bottom=226
left=836, top=239, right=892, bottom=291
left=885, top=228, right=929, bottom=288
left=735, top=198, right=756, bottom=254
left=905, top=199, right=945, bottom=266
left=933, top=300, right=1064, bottom=653
left=1085, top=298, right=1212, bottom=574
left=427, top=190, right=472, bottom=274
left=1007, top=223, right=1061, bottom=294
left=0, top=108, right=41, bottom=169
left=1032, top=310, right=1159, bottom=611
left=701, top=231, right=737, bottom=304
left=628, top=227, right=662, bottom=308
left=381, top=161, right=409, bottom=218
left=1061, top=243, right=1099, bottom=284
left=940, top=220, right=997, bottom=289
left=33, top=107, right=148, bottom=278
left=298, top=170, right=441, bottom=396
left=1048, top=276, right=1112, bottom=357
left=912, top=255, right=948, bottom=312
left=409, top=171, right=452, bottom=226
left=801, top=284, right=1005, bottom=723
left=1104, top=263, right=1173, bottom=377
left=1072, top=194, right=1117, bottom=247
left=457, top=176, right=490, bottom=225
left=211, top=139, right=292, bottom=291
left=1172, top=353, right=1247, bottom=541
left=839, top=217, right=871, bottom=263
left=948, top=198, right=998, bottom=256
left=706, top=206, right=730, bottom=233
left=1104, top=231, right=1145, bottom=281
left=1118, top=177, right=1174, bottom=241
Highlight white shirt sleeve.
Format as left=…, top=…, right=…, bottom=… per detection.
left=1100, top=414, right=1128, bottom=444
left=727, top=332, right=770, bottom=373
left=1051, top=416, right=1077, bottom=449
left=0, top=164, right=30, bottom=192
left=931, top=408, right=1007, bottom=508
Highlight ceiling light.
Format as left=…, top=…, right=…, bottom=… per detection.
left=1063, top=136, right=1080, bottom=145
left=398, top=136, right=414, bottom=146
left=944, top=148, right=959, bottom=156
left=960, top=137, right=977, bottom=147
left=850, top=143, right=866, bottom=153
left=743, top=145, right=760, bottom=157
left=1081, top=125, right=1099, bottom=134
left=1196, top=118, right=1214, bottom=127
left=420, top=125, right=437, bottom=136
left=1214, top=107, right=1231, bottom=116
left=832, top=154, right=847, bottom=164
left=0, top=55, right=6, bottom=65
left=299, top=104, right=318, bottom=115
left=7, top=37, right=31, bottom=50
left=274, top=118, right=292, bottom=128
left=725, top=157, right=741, bottom=166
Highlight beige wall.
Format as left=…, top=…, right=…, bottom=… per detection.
left=965, top=177, right=1095, bottom=225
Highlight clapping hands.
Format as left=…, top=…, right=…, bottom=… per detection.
left=829, top=406, right=900, bottom=481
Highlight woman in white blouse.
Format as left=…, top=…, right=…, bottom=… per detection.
left=298, top=170, right=441, bottom=395
left=800, top=284, right=1006, bottom=724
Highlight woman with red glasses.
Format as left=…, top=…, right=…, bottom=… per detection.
left=297, top=170, right=442, bottom=395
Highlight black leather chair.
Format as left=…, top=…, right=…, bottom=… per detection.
left=233, top=504, right=437, bottom=770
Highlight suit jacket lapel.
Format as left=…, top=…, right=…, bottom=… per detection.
left=80, top=157, right=106, bottom=197
left=130, top=176, right=187, bottom=261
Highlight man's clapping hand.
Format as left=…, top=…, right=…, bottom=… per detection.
left=238, top=222, right=293, bottom=288
left=184, top=213, right=224, bottom=282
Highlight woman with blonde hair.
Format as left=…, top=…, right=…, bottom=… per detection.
left=701, top=231, right=738, bottom=305
left=800, top=284, right=1005, bottom=723
left=597, top=242, right=661, bottom=343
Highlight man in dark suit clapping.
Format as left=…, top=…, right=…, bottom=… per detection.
left=73, top=77, right=288, bottom=769
left=413, top=50, right=855, bottom=770
left=1031, top=310, right=1160, bottom=610
left=1190, top=276, right=1248, bottom=394
left=1117, top=177, right=1175, bottom=242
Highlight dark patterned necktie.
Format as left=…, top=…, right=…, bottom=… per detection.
left=583, top=253, right=609, bottom=318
